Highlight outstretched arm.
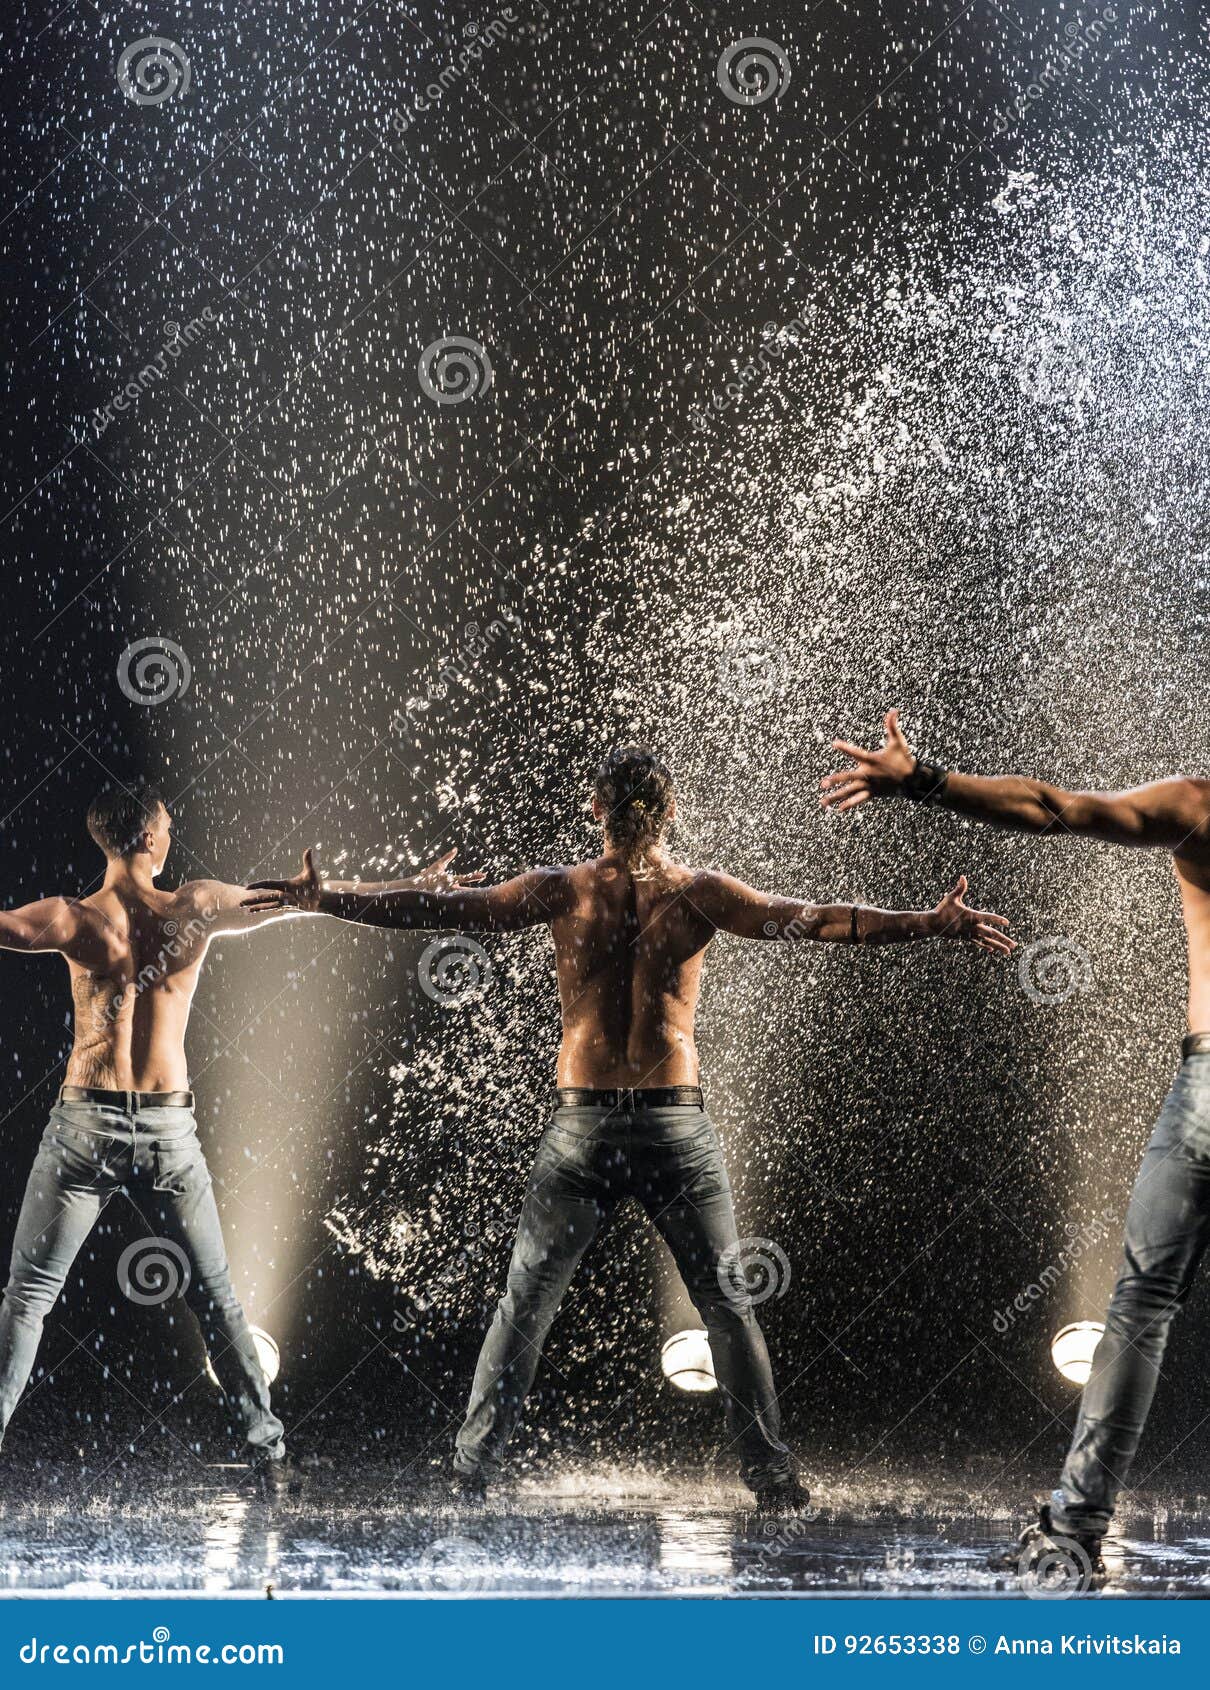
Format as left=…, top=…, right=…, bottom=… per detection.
left=821, top=709, right=1210, bottom=851
left=244, top=851, right=567, bottom=933
left=0, top=897, right=89, bottom=955
left=203, top=847, right=484, bottom=936
left=691, top=870, right=1014, bottom=956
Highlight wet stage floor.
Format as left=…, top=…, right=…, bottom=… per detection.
left=3, top=1465, right=1210, bottom=1597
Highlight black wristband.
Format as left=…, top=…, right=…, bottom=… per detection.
left=850, top=905, right=860, bottom=945
left=902, top=758, right=949, bottom=804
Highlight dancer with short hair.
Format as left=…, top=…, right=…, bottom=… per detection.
left=0, top=780, right=461, bottom=1489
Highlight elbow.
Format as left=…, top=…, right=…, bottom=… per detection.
left=1029, top=787, right=1074, bottom=833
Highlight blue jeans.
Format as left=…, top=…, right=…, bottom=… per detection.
left=1053, top=1053, right=1210, bottom=1534
left=454, top=1103, right=792, bottom=1491
left=0, top=1098, right=284, bottom=1458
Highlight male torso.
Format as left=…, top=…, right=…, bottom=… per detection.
left=546, top=855, right=717, bottom=1089
left=1176, top=851, right=1210, bottom=1031
left=60, top=884, right=225, bottom=1092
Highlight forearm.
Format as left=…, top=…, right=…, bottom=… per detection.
left=936, top=771, right=1072, bottom=834
left=316, top=887, right=498, bottom=931
left=852, top=904, right=941, bottom=944
left=775, top=902, right=939, bottom=944
left=324, top=876, right=423, bottom=895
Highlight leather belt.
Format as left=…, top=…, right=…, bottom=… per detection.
left=1182, top=1034, right=1210, bottom=1061
left=59, top=1085, right=195, bottom=1111
left=556, top=1085, right=704, bottom=1110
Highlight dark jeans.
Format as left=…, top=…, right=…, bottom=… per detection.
left=0, top=1098, right=284, bottom=1458
left=454, top=1102, right=792, bottom=1491
left=1053, top=1053, right=1210, bottom=1534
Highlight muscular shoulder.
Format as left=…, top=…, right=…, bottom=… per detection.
left=57, top=894, right=127, bottom=968
left=532, top=863, right=583, bottom=915
left=170, top=880, right=240, bottom=928
left=682, top=868, right=740, bottom=918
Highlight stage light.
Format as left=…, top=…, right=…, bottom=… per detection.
left=1051, top=1321, right=1105, bottom=1385
left=205, top=1325, right=281, bottom=1389
left=661, top=1329, right=718, bottom=1394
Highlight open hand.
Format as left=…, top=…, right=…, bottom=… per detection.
left=243, top=848, right=322, bottom=913
left=410, top=848, right=485, bottom=892
left=821, top=708, right=917, bottom=812
left=932, top=876, right=1015, bottom=957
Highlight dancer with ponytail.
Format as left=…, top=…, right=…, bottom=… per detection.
left=246, top=746, right=1014, bottom=1508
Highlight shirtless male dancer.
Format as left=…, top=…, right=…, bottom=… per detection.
left=0, top=780, right=458, bottom=1489
left=245, top=745, right=1014, bottom=1511
left=822, top=709, right=1210, bottom=1584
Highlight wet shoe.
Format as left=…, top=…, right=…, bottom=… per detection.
left=252, top=1454, right=303, bottom=1500
left=989, top=1505, right=1106, bottom=1592
left=451, top=1467, right=488, bottom=1506
left=752, top=1476, right=812, bottom=1515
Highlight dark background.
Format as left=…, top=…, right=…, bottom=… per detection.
left=1, top=0, right=1209, bottom=1498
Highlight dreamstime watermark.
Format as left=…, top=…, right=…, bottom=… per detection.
left=990, top=6, right=1118, bottom=136
left=748, top=1506, right=823, bottom=1580
left=393, top=614, right=520, bottom=727
left=390, top=13, right=518, bottom=135
left=1018, top=1533, right=1100, bottom=1599
left=392, top=1206, right=521, bottom=1336
left=716, top=633, right=792, bottom=703
left=417, top=1535, right=491, bottom=1589
left=117, top=38, right=192, bottom=105
left=716, top=38, right=791, bottom=106
left=117, top=637, right=192, bottom=706
left=117, top=1237, right=191, bottom=1306
left=417, top=935, right=493, bottom=1007
left=418, top=336, right=494, bottom=404
left=92, top=908, right=220, bottom=1032
left=90, top=311, right=217, bottom=439
left=990, top=1210, right=1116, bottom=1335
left=1017, top=935, right=1093, bottom=1005
left=717, top=1238, right=791, bottom=1307
left=18, top=1627, right=283, bottom=1667
left=687, top=317, right=811, bottom=435
left=1016, top=321, right=1094, bottom=411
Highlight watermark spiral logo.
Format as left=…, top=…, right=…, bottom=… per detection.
left=1016, top=328, right=1091, bottom=410
left=717, top=1238, right=791, bottom=1306
left=118, top=1237, right=191, bottom=1306
left=117, top=38, right=192, bottom=105
left=1020, top=1533, right=1095, bottom=1599
left=418, top=935, right=493, bottom=1007
left=118, top=637, right=192, bottom=706
left=716, top=634, right=791, bottom=702
left=716, top=38, right=791, bottom=106
left=417, top=1535, right=490, bottom=1591
left=151, top=1628, right=170, bottom=1645
left=1017, top=936, right=1092, bottom=1006
left=418, top=336, right=494, bottom=405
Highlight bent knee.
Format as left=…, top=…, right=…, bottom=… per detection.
left=1110, top=1274, right=1186, bottom=1319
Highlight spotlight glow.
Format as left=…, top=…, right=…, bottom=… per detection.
left=205, top=1325, right=281, bottom=1389
left=1051, top=1321, right=1105, bottom=1385
left=661, top=1329, right=718, bottom=1394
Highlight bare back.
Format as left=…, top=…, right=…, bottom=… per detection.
left=1176, top=849, right=1210, bottom=1033
left=61, top=884, right=229, bottom=1091
left=549, top=857, right=715, bottom=1088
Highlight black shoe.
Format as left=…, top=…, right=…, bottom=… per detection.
left=752, top=1476, right=812, bottom=1515
left=252, top=1454, right=303, bottom=1500
left=989, top=1505, right=1106, bottom=1592
left=451, top=1467, right=488, bottom=1506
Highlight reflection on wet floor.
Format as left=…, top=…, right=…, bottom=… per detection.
left=2, top=1466, right=1210, bottom=1596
